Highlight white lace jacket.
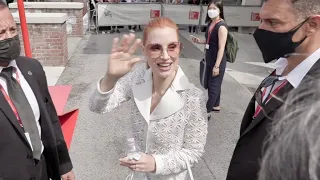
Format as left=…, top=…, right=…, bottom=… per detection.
left=89, top=64, right=208, bottom=180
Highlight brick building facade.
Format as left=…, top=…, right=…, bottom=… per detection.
left=13, top=13, right=69, bottom=66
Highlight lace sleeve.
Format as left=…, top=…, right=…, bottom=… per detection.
left=152, top=90, right=208, bottom=175
left=89, top=64, right=145, bottom=114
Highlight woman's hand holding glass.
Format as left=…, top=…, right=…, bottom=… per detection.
left=119, top=153, right=156, bottom=173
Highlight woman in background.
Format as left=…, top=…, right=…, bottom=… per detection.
left=192, top=0, right=228, bottom=119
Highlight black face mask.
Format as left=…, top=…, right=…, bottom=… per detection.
left=0, top=35, right=21, bottom=64
left=253, top=19, right=308, bottom=63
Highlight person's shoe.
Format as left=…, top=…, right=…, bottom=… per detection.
left=207, top=114, right=211, bottom=121
left=129, top=29, right=135, bottom=33
left=212, top=107, right=221, bottom=112
left=107, top=30, right=115, bottom=34
left=116, top=29, right=120, bottom=33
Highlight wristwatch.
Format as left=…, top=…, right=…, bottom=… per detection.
left=214, top=66, right=219, bottom=69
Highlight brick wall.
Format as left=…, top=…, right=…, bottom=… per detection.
left=71, top=0, right=88, bottom=15
left=11, top=8, right=83, bottom=36
left=17, top=23, right=68, bottom=66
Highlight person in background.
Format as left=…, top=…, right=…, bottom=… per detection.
left=201, top=0, right=209, bottom=32
left=128, top=25, right=137, bottom=33
left=172, top=0, right=183, bottom=4
left=89, top=17, right=207, bottom=180
left=259, top=73, right=320, bottom=180
left=202, top=0, right=208, bottom=4
left=0, top=2, right=74, bottom=180
left=89, top=0, right=102, bottom=28
left=107, top=0, right=121, bottom=33
left=192, top=0, right=228, bottom=119
left=188, top=0, right=200, bottom=33
left=161, top=0, right=170, bottom=3
left=125, top=0, right=138, bottom=33
left=226, top=0, right=320, bottom=179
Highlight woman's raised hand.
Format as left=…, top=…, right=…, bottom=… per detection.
left=106, top=33, right=142, bottom=79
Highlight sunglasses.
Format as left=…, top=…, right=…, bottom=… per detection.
left=255, top=75, right=282, bottom=107
left=145, top=42, right=183, bottom=59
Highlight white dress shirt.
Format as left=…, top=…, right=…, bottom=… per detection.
left=0, top=60, right=43, bottom=153
left=259, top=48, right=320, bottom=106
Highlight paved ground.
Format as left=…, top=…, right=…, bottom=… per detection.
left=55, top=30, right=260, bottom=180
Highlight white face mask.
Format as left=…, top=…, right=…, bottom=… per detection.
left=208, top=9, right=219, bottom=19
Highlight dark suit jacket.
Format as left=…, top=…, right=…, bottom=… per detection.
left=226, top=59, right=320, bottom=180
left=0, top=56, right=72, bottom=180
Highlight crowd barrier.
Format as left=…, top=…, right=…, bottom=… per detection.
left=96, top=3, right=261, bottom=29
left=162, top=4, right=201, bottom=25
left=97, top=3, right=162, bottom=26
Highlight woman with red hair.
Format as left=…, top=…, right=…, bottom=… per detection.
left=89, top=17, right=208, bottom=179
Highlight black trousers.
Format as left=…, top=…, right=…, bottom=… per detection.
left=189, top=26, right=196, bottom=33
left=206, top=67, right=225, bottom=113
left=128, top=25, right=136, bottom=30
left=89, top=3, right=97, bottom=25
left=35, top=155, right=48, bottom=180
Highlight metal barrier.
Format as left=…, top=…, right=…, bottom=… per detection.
left=96, top=3, right=261, bottom=32
left=97, top=2, right=162, bottom=26
left=162, top=4, right=201, bottom=25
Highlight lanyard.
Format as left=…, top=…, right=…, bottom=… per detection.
left=206, top=20, right=221, bottom=44
left=253, top=80, right=288, bottom=118
left=0, top=68, right=23, bottom=127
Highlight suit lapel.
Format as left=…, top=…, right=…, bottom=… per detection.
left=0, top=57, right=42, bottom=147
left=132, top=66, right=189, bottom=123
left=240, top=82, right=293, bottom=138
left=132, top=79, right=153, bottom=123
left=149, top=87, right=184, bottom=121
left=0, top=92, right=30, bottom=145
left=240, top=58, right=319, bottom=138
left=239, top=96, right=256, bottom=135
left=15, top=58, right=47, bottom=127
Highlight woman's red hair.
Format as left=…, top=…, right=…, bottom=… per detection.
left=143, top=17, right=179, bottom=45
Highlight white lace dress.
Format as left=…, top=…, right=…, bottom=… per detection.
left=89, top=64, right=208, bottom=180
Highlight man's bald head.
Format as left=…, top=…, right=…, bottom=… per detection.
left=0, top=1, right=17, bottom=41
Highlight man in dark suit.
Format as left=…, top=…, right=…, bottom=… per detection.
left=226, top=0, right=320, bottom=179
left=0, top=2, right=75, bottom=180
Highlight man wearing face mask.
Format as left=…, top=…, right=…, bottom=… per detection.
left=0, top=2, right=75, bottom=180
left=226, top=0, right=320, bottom=179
